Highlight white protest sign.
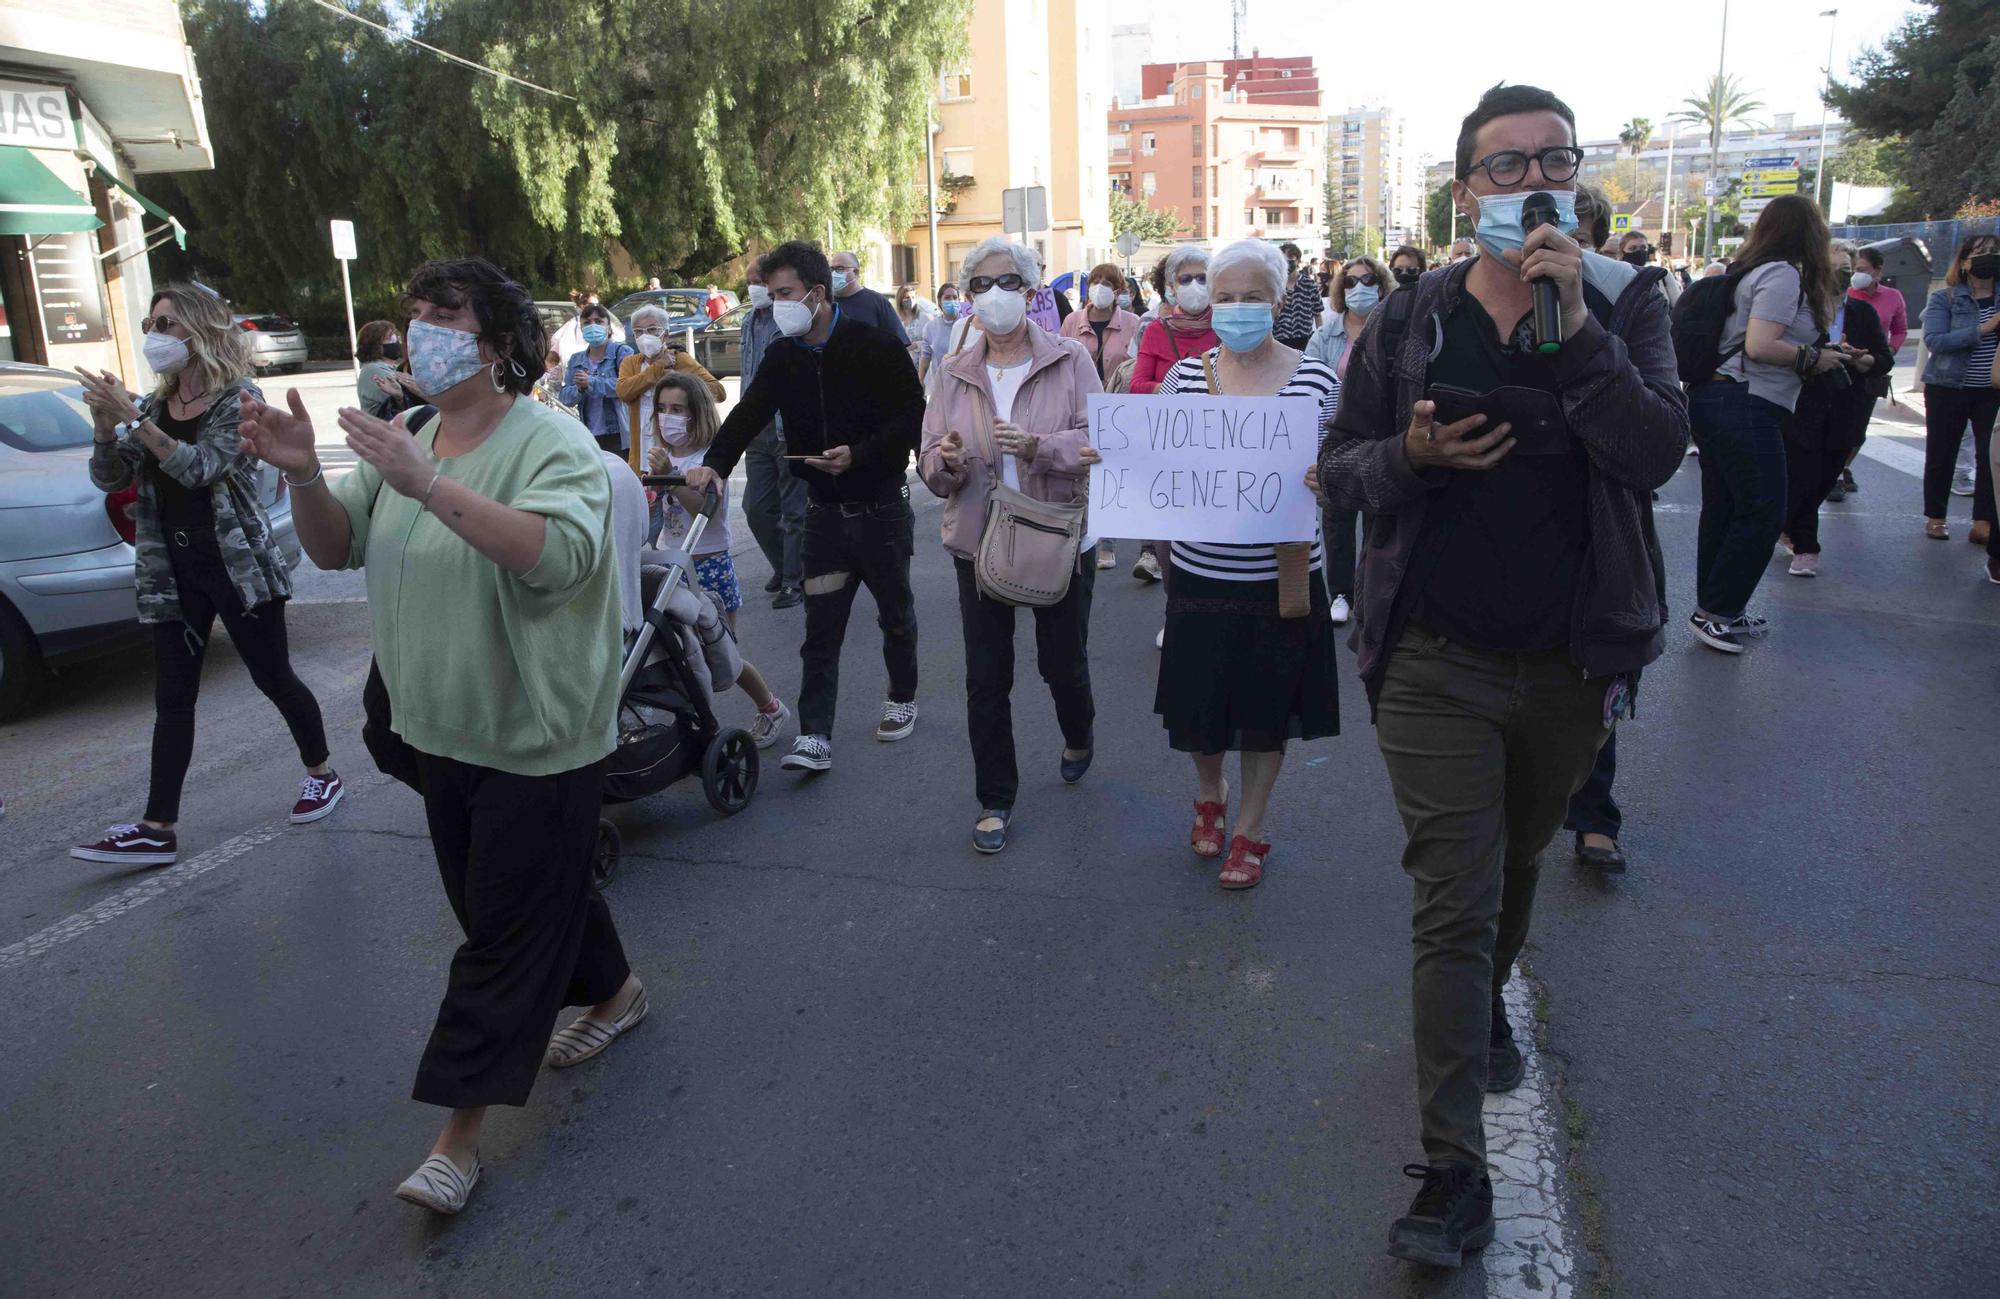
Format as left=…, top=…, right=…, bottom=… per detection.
left=1087, top=392, right=1320, bottom=544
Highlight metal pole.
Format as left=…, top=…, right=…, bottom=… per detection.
left=924, top=113, right=940, bottom=294
left=1703, top=0, right=1729, bottom=259
left=1817, top=9, right=1839, bottom=212
left=339, top=256, right=359, bottom=378
left=1663, top=123, right=1677, bottom=240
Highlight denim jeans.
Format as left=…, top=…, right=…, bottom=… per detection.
left=798, top=493, right=919, bottom=738
left=1691, top=380, right=1788, bottom=619
left=1375, top=624, right=1610, bottom=1167
left=1562, top=727, right=1621, bottom=839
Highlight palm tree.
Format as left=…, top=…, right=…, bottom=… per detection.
left=1673, top=74, right=1764, bottom=149
left=1618, top=117, right=1654, bottom=156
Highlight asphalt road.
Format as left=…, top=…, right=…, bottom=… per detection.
left=0, top=389, right=1993, bottom=1297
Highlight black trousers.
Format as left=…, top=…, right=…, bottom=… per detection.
left=1922, top=384, right=1999, bottom=523
left=1321, top=499, right=1359, bottom=599
left=953, top=555, right=1096, bottom=810
left=1563, top=727, right=1621, bottom=839
left=1784, top=388, right=1874, bottom=555
left=411, top=751, right=629, bottom=1110
left=798, top=494, right=919, bottom=738
left=145, top=529, right=328, bottom=824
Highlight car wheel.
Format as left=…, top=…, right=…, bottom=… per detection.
left=0, top=600, right=44, bottom=721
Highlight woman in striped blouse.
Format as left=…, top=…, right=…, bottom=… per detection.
left=1154, top=240, right=1341, bottom=890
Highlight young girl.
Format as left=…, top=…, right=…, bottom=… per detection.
left=644, top=371, right=790, bottom=748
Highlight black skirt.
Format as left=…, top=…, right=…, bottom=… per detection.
left=1154, top=564, right=1341, bottom=753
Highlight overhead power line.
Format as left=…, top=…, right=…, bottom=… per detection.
left=302, top=0, right=578, bottom=102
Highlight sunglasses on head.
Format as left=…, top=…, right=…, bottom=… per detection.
left=967, top=273, right=1027, bottom=294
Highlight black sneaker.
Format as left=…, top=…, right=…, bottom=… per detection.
left=1388, top=1162, right=1495, bottom=1268
left=1840, top=467, right=1858, bottom=495
left=764, top=573, right=783, bottom=593
left=780, top=734, right=832, bottom=772
left=773, top=585, right=803, bottom=609
left=1824, top=479, right=1846, bottom=502
left=1689, top=613, right=1745, bottom=654
left=1487, top=994, right=1524, bottom=1093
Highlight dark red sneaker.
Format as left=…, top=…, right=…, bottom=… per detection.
left=290, top=771, right=345, bottom=824
left=71, top=823, right=178, bottom=866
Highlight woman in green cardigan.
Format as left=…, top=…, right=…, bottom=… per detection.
left=240, top=259, right=644, bottom=1217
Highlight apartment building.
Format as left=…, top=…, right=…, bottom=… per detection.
left=868, top=0, right=1112, bottom=297
left=1331, top=106, right=1418, bottom=251
left=1107, top=56, right=1324, bottom=257
left=0, top=0, right=212, bottom=384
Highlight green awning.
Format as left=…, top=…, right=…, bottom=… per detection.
left=0, top=145, right=102, bottom=236
left=104, top=172, right=185, bottom=249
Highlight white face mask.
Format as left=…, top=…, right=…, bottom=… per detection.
left=143, top=331, right=191, bottom=376
left=973, top=285, right=1027, bottom=333
left=773, top=295, right=818, bottom=338
left=1850, top=272, right=1875, bottom=291
left=1173, top=281, right=1210, bottom=313
left=747, top=284, right=771, bottom=310
left=635, top=332, right=665, bottom=358
left=1089, top=283, right=1115, bottom=309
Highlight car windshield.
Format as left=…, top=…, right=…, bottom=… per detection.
left=0, top=375, right=97, bottom=451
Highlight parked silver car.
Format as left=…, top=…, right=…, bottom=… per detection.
left=0, top=363, right=301, bottom=718
left=233, top=312, right=308, bottom=373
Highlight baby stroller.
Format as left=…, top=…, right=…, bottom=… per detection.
left=591, top=473, right=759, bottom=884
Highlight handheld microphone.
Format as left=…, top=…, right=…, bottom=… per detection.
left=1520, top=191, right=1564, bottom=355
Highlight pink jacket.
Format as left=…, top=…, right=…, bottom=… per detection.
left=1130, top=316, right=1219, bottom=394
left=1058, top=306, right=1143, bottom=384
left=918, top=326, right=1102, bottom=561
left=1850, top=283, right=1908, bottom=352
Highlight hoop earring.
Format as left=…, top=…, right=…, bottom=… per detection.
left=490, top=360, right=507, bottom=393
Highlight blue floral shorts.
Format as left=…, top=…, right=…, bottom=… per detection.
left=695, top=553, right=742, bottom=612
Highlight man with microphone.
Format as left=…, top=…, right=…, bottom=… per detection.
left=1317, top=83, right=1688, bottom=1269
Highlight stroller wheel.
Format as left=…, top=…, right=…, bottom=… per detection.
left=592, top=818, right=622, bottom=887
left=702, top=728, right=760, bottom=815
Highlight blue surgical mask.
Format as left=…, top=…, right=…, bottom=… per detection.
left=581, top=323, right=609, bottom=346
left=1471, top=189, right=1578, bottom=260
left=1345, top=285, right=1381, bottom=317
left=1210, top=302, right=1274, bottom=353
left=406, top=319, right=487, bottom=396
left=831, top=270, right=852, bottom=293
left=941, top=300, right=960, bottom=320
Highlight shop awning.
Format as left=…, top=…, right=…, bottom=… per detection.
left=0, top=146, right=102, bottom=236
left=104, top=172, right=186, bottom=250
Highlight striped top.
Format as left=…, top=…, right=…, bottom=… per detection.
left=1158, top=351, right=1340, bottom=582
left=1970, top=295, right=1999, bottom=389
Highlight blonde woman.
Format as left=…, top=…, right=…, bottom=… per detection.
left=644, top=370, right=791, bottom=749
left=1303, top=253, right=1390, bottom=625
left=72, top=285, right=341, bottom=867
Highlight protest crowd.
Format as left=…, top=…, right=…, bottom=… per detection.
left=57, top=74, right=1994, bottom=1275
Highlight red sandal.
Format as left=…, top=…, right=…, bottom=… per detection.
left=1218, top=834, right=1269, bottom=890
left=1190, top=790, right=1228, bottom=858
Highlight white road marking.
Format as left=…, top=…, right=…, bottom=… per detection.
left=1855, top=430, right=1926, bottom=479
left=0, top=823, right=289, bottom=972
left=1483, top=971, right=1577, bottom=1299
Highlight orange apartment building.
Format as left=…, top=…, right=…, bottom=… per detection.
left=1107, top=56, right=1325, bottom=258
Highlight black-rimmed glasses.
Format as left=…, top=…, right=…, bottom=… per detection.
left=1468, top=146, right=1584, bottom=186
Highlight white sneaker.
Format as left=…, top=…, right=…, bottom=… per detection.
left=1330, top=594, right=1352, bottom=624
left=1154, top=626, right=1165, bottom=650
left=1952, top=471, right=1976, bottom=497
left=875, top=700, right=918, bottom=742
left=1133, top=551, right=1163, bottom=582
left=1788, top=554, right=1818, bottom=578
left=781, top=734, right=832, bottom=771
left=1095, top=544, right=1116, bottom=570
left=749, top=699, right=790, bottom=749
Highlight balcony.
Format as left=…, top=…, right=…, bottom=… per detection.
left=1255, top=144, right=1306, bottom=163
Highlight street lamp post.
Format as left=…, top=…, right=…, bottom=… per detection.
left=1703, top=0, right=1730, bottom=259
left=1817, top=8, right=1839, bottom=213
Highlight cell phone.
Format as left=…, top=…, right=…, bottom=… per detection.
left=783, top=454, right=817, bottom=460
left=1425, top=383, right=1570, bottom=457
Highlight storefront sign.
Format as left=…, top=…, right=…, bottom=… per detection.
left=1086, top=393, right=1320, bottom=544
left=30, top=230, right=111, bottom=345
left=0, top=79, right=73, bottom=150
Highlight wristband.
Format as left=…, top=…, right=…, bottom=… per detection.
left=283, top=464, right=324, bottom=488
left=420, top=471, right=442, bottom=512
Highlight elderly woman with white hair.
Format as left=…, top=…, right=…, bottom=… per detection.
left=1155, top=238, right=1340, bottom=891
left=616, top=302, right=726, bottom=466
left=918, top=236, right=1106, bottom=854
left=1130, top=244, right=1218, bottom=396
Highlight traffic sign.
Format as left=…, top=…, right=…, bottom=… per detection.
left=1002, top=186, right=1048, bottom=237
left=1703, top=178, right=1720, bottom=198
left=1116, top=231, right=1140, bottom=258
left=1743, top=155, right=1797, bottom=169
left=1739, top=197, right=1772, bottom=222
left=329, top=218, right=359, bottom=376
left=329, top=218, right=357, bottom=261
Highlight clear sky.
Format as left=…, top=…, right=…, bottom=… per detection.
left=1118, top=0, right=1925, bottom=163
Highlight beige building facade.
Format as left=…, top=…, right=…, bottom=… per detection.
left=1331, top=105, right=1419, bottom=253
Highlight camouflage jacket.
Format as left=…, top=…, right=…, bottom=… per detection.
left=89, top=377, right=292, bottom=625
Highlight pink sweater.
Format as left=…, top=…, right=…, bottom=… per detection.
left=1130, top=317, right=1219, bottom=394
